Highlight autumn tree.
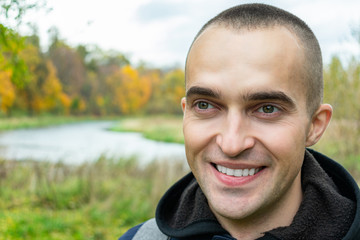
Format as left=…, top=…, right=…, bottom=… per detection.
left=0, top=0, right=48, bottom=116
left=163, top=69, right=185, bottom=113
left=106, top=65, right=151, bottom=114
left=0, top=0, right=47, bottom=89
left=48, top=39, right=86, bottom=95
left=6, top=33, right=70, bottom=115
left=0, top=65, right=15, bottom=114
left=0, top=24, right=29, bottom=92
left=0, top=28, right=16, bottom=114
left=42, top=60, right=71, bottom=114
left=0, top=0, right=186, bottom=117
left=145, top=68, right=185, bottom=114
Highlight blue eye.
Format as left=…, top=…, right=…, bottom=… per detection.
left=258, top=105, right=279, bottom=113
left=197, top=101, right=214, bottom=110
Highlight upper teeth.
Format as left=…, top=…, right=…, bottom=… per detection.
left=216, top=165, right=260, bottom=177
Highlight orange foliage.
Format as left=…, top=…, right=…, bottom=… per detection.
left=0, top=69, right=16, bottom=113
left=59, top=93, right=71, bottom=114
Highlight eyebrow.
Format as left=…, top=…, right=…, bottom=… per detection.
left=186, top=86, right=221, bottom=99
left=244, top=91, right=296, bottom=107
left=186, top=86, right=296, bottom=108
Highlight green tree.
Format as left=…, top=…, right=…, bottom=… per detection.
left=0, top=0, right=46, bottom=89
left=321, top=41, right=360, bottom=174
left=0, top=24, right=29, bottom=89
left=0, top=0, right=47, bottom=115
left=323, top=56, right=349, bottom=118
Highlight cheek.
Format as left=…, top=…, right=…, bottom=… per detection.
left=256, top=123, right=306, bottom=191
left=254, top=121, right=307, bottom=164
left=256, top=120, right=307, bottom=148
left=183, top=115, right=220, bottom=157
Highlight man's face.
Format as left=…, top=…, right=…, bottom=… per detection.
left=182, top=26, right=315, bottom=224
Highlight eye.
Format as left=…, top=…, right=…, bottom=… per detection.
left=196, top=101, right=214, bottom=110
left=257, top=105, right=279, bottom=114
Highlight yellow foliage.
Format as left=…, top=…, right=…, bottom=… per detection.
left=96, top=96, right=105, bottom=107
left=164, top=69, right=185, bottom=105
left=122, top=65, right=139, bottom=80
left=148, top=70, right=161, bottom=86
left=60, top=93, right=71, bottom=108
left=174, top=86, right=185, bottom=102
left=107, top=65, right=152, bottom=114
left=0, top=69, right=15, bottom=113
left=32, top=95, right=47, bottom=112
left=43, top=62, right=62, bottom=97
left=38, top=60, right=72, bottom=114
left=19, top=44, right=41, bottom=72
left=78, top=98, right=86, bottom=112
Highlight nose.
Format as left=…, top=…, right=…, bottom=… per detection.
left=216, top=111, right=255, bottom=158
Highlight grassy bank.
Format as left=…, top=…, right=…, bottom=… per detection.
left=0, top=115, right=185, bottom=144
left=0, top=157, right=188, bottom=239
left=110, top=115, right=184, bottom=144
left=0, top=116, right=102, bottom=131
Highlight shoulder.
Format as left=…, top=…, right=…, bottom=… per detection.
left=119, top=218, right=168, bottom=240
left=118, top=223, right=144, bottom=240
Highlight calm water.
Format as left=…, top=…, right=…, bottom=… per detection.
left=0, top=121, right=186, bottom=164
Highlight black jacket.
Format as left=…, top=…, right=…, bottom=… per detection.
left=120, top=149, right=360, bottom=240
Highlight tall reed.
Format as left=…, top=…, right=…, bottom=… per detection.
left=0, top=156, right=188, bottom=239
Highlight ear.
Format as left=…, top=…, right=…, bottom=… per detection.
left=306, top=104, right=333, bottom=147
left=181, top=97, right=186, bottom=113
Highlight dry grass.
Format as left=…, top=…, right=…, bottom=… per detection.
left=110, top=115, right=184, bottom=143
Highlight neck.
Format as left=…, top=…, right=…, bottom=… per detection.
left=215, top=172, right=303, bottom=240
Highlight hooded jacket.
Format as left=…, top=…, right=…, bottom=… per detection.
left=119, top=149, right=360, bottom=240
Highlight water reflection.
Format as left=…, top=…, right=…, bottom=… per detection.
left=0, top=121, right=186, bottom=164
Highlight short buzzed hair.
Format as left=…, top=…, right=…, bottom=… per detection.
left=186, top=4, right=323, bottom=116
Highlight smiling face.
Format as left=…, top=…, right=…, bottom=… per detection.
left=182, top=26, right=327, bottom=235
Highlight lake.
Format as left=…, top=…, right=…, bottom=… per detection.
left=0, top=121, right=186, bottom=165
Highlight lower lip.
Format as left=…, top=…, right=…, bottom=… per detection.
left=211, top=165, right=265, bottom=187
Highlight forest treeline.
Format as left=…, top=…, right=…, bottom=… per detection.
left=0, top=27, right=185, bottom=116
left=0, top=0, right=185, bottom=116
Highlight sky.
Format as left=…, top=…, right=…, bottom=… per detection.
left=18, top=0, right=360, bottom=68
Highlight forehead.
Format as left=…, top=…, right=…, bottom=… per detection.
left=186, top=26, right=306, bottom=102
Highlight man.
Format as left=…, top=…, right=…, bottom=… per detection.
left=120, top=3, right=360, bottom=240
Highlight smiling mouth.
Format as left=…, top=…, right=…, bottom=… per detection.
left=214, top=164, right=265, bottom=177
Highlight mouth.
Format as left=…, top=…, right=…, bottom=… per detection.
left=213, top=164, right=265, bottom=177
